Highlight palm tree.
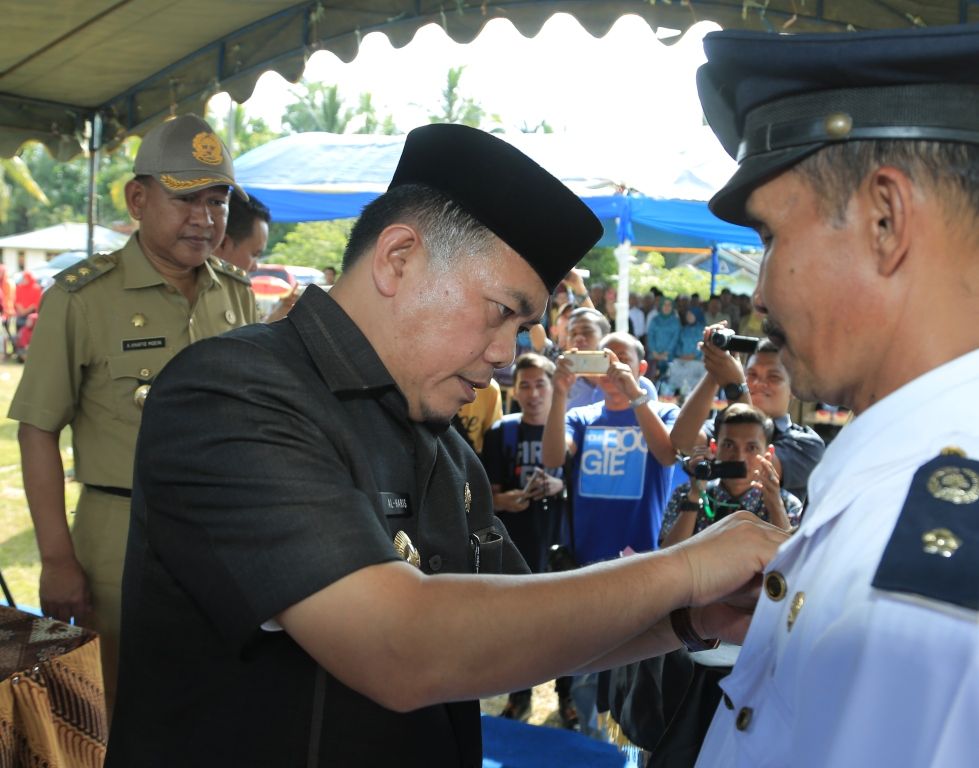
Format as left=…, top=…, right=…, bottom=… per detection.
left=0, top=156, right=49, bottom=224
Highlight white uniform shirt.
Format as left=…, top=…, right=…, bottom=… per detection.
left=697, top=348, right=979, bottom=768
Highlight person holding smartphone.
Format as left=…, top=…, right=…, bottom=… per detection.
left=481, top=353, right=576, bottom=728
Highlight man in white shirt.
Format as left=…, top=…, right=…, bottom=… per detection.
left=693, top=23, right=979, bottom=768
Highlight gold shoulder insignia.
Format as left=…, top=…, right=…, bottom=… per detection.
left=208, top=256, right=252, bottom=286
left=54, top=252, right=118, bottom=292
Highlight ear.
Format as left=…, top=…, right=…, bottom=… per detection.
left=125, top=178, right=147, bottom=221
left=637, top=358, right=648, bottom=377
left=867, top=166, right=914, bottom=278
left=709, top=439, right=718, bottom=457
left=371, top=224, right=421, bottom=298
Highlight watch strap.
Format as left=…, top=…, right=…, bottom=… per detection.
left=629, top=393, right=652, bottom=410
left=723, top=382, right=749, bottom=401
left=670, top=607, right=720, bottom=652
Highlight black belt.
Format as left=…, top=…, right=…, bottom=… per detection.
left=85, top=484, right=132, bottom=498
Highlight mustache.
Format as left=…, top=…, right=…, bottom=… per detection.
left=762, top=318, right=787, bottom=346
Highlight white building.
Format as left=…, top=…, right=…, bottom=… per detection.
left=0, top=222, right=128, bottom=273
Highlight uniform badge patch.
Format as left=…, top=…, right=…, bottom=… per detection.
left=872, top=452, right=979, bottom=610
left=122, top=337, right=165, bottom=351
left=192, top=131, right=223, bottom=165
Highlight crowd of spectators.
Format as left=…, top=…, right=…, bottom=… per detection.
left=455, top=274, right=829, bottom=742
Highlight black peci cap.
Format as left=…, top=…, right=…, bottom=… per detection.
left=389, top=123, right=602, bottom=292
left=698, top=24, right=979, bottom=225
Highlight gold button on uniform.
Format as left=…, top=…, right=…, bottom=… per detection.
left=224, top=309, right=236, bottom=324
left=139, top=368, right=151, bottom=379
left=735, top=707, right=753, bottom=731
left=787, top=591, right=805, bottom=632
left=765, top=571, right=787, bottom=601
left=131, top=313, right=146, bottom=327
left=133, top=384, right=151, bottom=409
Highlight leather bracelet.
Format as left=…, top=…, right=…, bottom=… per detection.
left=670, top=607, right=720, bottom=652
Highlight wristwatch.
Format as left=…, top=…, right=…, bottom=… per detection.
left=722, top=382, right=749, bottom=401
left=629, top=393, right=652, bottom=410
left=678, top=498, right=702, bottom=512
left=670, top=607, right=720, bottom=652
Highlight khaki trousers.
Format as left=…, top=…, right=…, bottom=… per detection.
left=71, top=486, right=131, bottom=719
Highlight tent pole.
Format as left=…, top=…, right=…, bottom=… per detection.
left=613, top=240, right=633, bottom=333
left=86, top=114, right=102, bottom=257
left=709, top=245, right=719, bottom=296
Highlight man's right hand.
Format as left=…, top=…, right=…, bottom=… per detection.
left=669, top=510, right=788, bottom=608
left=553, top=349, right=578, bottom=396
left=39, top=557, right=92, bottom=623
left=495, top=489, right=531, bottom=513
left=700, top=323, right=745, bottom=387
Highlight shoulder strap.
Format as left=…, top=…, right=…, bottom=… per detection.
left=54, top=252, right=117, bottom=292
left=208, top=256, right=251, bottom=285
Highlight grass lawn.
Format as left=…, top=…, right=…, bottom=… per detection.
left=0, top=359, right=79, bottom=610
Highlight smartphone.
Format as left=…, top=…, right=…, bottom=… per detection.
left=564, top=350, right=610, bottom=376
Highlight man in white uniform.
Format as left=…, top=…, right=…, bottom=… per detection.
left=694, top=24, right=979, bottom=767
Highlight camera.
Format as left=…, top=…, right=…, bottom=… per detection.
left=691, top=460, right=748, bottom=480
left=710, top=328, right=760, bottom=354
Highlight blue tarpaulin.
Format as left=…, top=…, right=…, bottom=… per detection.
left=234, top=132, right=761, bottom=251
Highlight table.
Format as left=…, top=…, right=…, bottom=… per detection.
left=0, top=605, right=107, bottom=766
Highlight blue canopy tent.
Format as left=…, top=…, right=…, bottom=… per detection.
left=234, top=131, right=761, bottom=302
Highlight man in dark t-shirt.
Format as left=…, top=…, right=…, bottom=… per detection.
left=482, top=353, right=575, bottom=727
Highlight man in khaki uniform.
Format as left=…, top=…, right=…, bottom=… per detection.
left=8, top=114, right=256, bottom=714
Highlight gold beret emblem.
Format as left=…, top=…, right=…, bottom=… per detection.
left=191, top=131, right=223, bottom=165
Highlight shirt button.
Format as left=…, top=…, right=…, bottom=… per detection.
left=139, top=368, right=151, bottom=379
left=735, top=707, right=753, bottom=731
left=428, top=554, right=442, bottom=572
left=224, top=309, right=236, bottom=324
left=765, top=571, right=787, bottom=601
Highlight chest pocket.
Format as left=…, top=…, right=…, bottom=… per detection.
left=106, top=348, right=170, bottom=424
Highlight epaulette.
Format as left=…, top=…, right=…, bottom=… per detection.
left=54, top=252, right=118, bottom=292
left=208, top=256, right=251, bottom=285
left=873, top=447, right=979, bottom=610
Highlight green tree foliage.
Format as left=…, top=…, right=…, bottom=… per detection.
left=281, top=81, right=398, bottom=136
left=0, top=155, right=49, bottom=224
left=266, top=220, right=353, bottom=268
left=209, top=103, right=279, bottom=157
left=282, top=82, right=353, bottom=134
left=430, top=67, right=484, bottom=127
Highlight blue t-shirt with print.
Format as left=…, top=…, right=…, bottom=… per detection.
left=565, top=400, right=678, bottom=565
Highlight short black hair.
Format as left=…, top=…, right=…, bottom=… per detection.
left=567, top=307, right=611, bottom=337
left=514, top=352, right=555, bottom=380
left=225, top=193, right=271, bottom=244
left=342, top=183, right=493, bottom=271
left=714, top=402, right=774, bottom=443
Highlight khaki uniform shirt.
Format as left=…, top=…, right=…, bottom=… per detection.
left=8, top=234, right=255, bottom=489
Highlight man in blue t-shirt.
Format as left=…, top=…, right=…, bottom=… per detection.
left=542, top=330, right=679, bottom=736
left=543, top=332, right=679, bottom=566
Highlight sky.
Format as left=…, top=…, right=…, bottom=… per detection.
left=209, top=12, right=735, bottom=193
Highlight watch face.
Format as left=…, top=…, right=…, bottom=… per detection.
left=724, top=383, right=746, bottom=400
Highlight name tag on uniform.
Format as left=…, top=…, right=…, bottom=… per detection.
left=122, top=337, right=166, bottom=351
left=379, top=492, right=411, bottom=517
